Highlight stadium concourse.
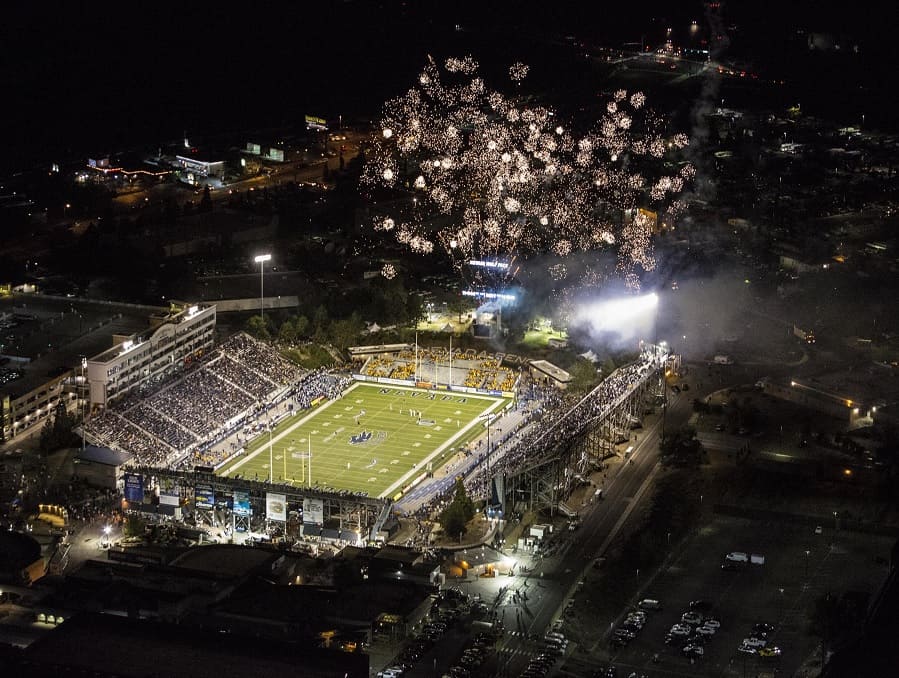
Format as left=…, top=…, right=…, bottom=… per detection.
left=82, top=333, right=349, bottom=470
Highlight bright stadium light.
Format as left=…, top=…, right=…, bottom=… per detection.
left=570, top=292, right=659, bottom=349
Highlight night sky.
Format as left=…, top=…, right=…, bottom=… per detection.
left=3, top=1, right=897, bottom=173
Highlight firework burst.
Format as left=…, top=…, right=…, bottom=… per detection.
left=363, top=56, right=692, bottom=289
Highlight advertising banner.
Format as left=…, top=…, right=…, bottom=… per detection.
left=158, top=478, right=180, bottom=507
left=123, top=473, right=144, bottom=503
left=194, top=483, right=215, bottom=511
left=233, top=490, right=251, bottom=517
left=302, top=497, right=324, bottom=525
left=266, top=492, right=287, bottom=522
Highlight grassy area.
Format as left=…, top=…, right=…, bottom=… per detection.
left=521, top=328, right=567, bottom=349
left=217, top=382, right=505, bottom=498
left=281, top=343, right=335, bottom=369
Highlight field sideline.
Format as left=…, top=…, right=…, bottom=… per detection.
left=217, top=382, right=507, bottom=499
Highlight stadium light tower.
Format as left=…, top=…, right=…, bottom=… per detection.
left=254, top=253, right=272, bottom=326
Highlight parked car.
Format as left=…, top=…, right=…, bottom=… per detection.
left=681, top=611, right=704, bottom=625
left=638, top=599, right=662, bottom=611
left=758, top=646, right=782, bottom=658
left=741, top=637, right=768, bottom=649
left=703, top=618, right=721, bottom=629
left=682, top=644, right=704, bottom=658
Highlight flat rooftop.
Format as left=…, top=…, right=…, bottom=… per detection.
left=21, top=612, right=368, bottom=678
left=169, top=544, right=278, bottom=578
left=0, top=294, right=161, bottom=400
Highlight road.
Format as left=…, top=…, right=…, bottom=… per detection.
left=398, top=387, right=699, bottom=678
left=488, top=389, right=696, bottom=677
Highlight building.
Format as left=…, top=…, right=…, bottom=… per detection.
left=528, top=359, right=572, bottom=390
left=15, top=612, right=369, bottom=678
left=73, top=445, right=133, bottom=490
left=174, top=154, right=226, bottom=182
left=86, top=304, right=215, bottom=408
left=0, top=295, right=160, bottom=442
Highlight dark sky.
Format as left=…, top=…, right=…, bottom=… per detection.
left=3, top=1, right=896, bottom=173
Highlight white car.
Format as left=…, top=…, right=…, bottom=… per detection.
left=695, top=625, right=716, bottom=636
left=669, top=623, right=692, bottom=636
left=741, top=637, right=767, bottom=649
left=703, top=619, right=721, bottom=629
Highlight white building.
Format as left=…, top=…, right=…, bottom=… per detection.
left=175, top=154, right=226, bottom=179
left=86, top=304, right=216, bottom=408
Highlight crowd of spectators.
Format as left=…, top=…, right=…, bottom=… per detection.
left=361, top=347, right=518, bottom=391
left=83, top=411, right=173, bottom=466
left=462, top=345, right=667, bottom=500
left=290, top=369, right=353, bottom=409
left=84, top=333, right=308, bottom=468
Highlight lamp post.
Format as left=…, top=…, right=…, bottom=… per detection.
left=268, top=419, right=274, bottom=484
left=254, top=253, right=272, bottom=327
left=480, top=412, right=496, bottom=503
left=80, top=356, right=87, bottom=452
left=805, top=549, right=810, bottom=579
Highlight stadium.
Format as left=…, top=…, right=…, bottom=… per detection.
left=75, top=295, right=670, bottom=548
left=79, top=319, right=528, bottom=537
left=217, top=382, right=508, bottom=500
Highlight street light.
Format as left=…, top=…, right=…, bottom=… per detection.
left=805, top=549, right=811, bottom=579
left=80, top=357, right=87, bottom=452
left=254, top=253, right=272, bottom=327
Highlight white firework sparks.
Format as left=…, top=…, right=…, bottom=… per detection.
left=363, top=56, right=692, bottom=288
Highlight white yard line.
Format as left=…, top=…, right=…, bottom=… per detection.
left=380, top=393, right=504, bottom=500
left=220, top=382, right=505, bottom=500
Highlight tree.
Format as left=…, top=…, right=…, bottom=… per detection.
left=440, top=502, right=468, bottom=541
left=451, top=478, right=475, bottom=522
left=123, top=514, right=146, bottom=538
left=39, top=403, right=80, bottom=453
left=278, top=318, right=298, bottom=345
left=659, top=425, right=703, bottom=466
left=293, top=314, right=310, bottom=339
left=568, top=358, right=598, bottom=393
left=331, top=312, right=364, bottom=350
left=312, top=305, right=330, bottom=342
left=438, top=479, right=475, bottom=540
left=245, top=314, right=271, bottom=341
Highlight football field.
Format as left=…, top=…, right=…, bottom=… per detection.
left=217, top=382, right=507, bottom=499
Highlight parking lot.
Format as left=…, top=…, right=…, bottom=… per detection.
left=601, top=515, right=894, bottom=677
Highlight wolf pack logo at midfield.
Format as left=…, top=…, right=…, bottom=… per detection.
left=348, top=430, right=387, bottom=445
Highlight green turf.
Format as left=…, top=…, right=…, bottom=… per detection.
left=217, top=382, right=506, bottom=498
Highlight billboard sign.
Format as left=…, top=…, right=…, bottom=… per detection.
left=303, top=497, right=324, bottom=525
left=233, top=490, right=251, bottom=517
left=267, top=148, right=284, bottom=162
left=266, top=492, right=287, bottom=522
left=246, top=142, right=261, bottom=155
left=158, top=478, right=180, bottom=507
left=123, top=473, right=144, bottom=503
left=305, top=114, right=328, bottom=130
left=194, top=483, right=215, bottom=511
